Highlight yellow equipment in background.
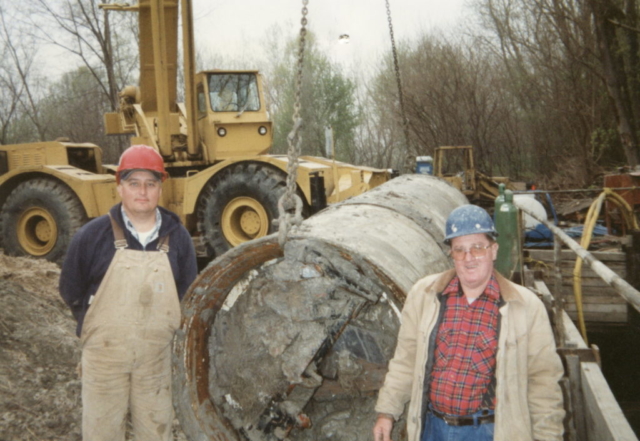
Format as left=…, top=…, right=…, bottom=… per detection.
left=0, top=0, right=389, bottom=262
left=433, top=145, right=524, bottom=205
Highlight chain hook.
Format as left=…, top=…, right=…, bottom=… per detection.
left=385, top=0, right=414, bottom=173
left=276, top=0, right=308, bottom=247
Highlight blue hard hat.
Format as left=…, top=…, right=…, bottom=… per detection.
left=444, top=204, right=498, bottom=244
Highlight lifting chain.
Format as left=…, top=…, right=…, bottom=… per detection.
left=385, top=0, right=414, bottom=174
left=276, top=0, right=308, bottom=247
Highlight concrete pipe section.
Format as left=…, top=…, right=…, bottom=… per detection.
left=173, top=174, right=468, bottom=441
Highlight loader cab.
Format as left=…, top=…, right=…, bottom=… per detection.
left=195, top=70, right=273, bottom=162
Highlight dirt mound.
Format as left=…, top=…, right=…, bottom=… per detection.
left=0, top=252, right=188, bottom=440
left=0, top=252, right=81, bottom=440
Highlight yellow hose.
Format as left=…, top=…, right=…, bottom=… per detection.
left=572, top=188, right=638, bottom=344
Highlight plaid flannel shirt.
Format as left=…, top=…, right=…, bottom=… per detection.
left=429, top=274, right=501, bottom=415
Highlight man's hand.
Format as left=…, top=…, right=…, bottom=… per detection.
left=373, top=413, right=394, bottom=441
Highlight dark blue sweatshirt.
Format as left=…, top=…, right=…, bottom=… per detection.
left=59, top=203, right=198, bottom=336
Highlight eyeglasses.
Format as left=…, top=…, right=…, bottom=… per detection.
left=450, top=244, right=492, bottom=261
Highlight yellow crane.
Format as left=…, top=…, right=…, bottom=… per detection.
left=0, top=0, right=389, bottom=262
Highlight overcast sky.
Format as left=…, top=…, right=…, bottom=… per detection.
left=190, top=0, right=468, bottom=73
left=38, top=1, right=468, bottom=79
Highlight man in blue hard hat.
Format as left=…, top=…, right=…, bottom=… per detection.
left=372, top=204, right=564, bottom=441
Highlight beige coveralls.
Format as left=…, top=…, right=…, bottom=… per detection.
left=80, top=221, right=181, bottom=441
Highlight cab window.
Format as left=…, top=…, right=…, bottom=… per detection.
left=208, top=73, right=260, bottom=112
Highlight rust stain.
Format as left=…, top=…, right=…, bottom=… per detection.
left=174, top=235, right=283, bottom=440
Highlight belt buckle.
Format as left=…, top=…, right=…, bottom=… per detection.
left=442, top=415, right=462, bottom=426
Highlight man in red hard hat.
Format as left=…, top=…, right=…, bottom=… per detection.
left=59, top=145, right=197, bottom=441
left=373, top=204, right=564, bottom=441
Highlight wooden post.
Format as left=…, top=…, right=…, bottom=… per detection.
left=627, top=231, right=640, bottom=327
left=554, top=234, right=566, bottom=345
left=566, top=354, right=588, bottom=441
left=561, top=375, right=578, bottom=441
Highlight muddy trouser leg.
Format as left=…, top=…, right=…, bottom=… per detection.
left=130, top=340, right=174, bottom=441
left=81, top=344, right=130, bottom=441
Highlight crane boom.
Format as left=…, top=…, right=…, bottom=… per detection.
left=180, top=0, right=200, bottom=158
left=139, top=0, right=178, bottom=158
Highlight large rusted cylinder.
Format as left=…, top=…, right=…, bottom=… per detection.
left=173, top=174, right=467, bottom=441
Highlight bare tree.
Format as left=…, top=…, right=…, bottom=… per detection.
left=476, top=0, right=632, bottom=184
left=352, top=76, right=406, bottom=170
left=0, top=7, right=23, bottom=144
left=0, top=3, right=51, bottom=143
left=365, top=34, right=536, bottom=178
left=587, top=0, right=640, bottom=167
left=26, top=0, right=137, bottom=111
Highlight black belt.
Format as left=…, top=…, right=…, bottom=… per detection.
left=430, top=408, right=495, bottom=426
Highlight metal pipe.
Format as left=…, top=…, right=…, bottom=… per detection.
left=173, top=174, right=467, bottom=441
left=512, top=186, right=640, bottom=195
left=553, top=234, right=566, bottom=346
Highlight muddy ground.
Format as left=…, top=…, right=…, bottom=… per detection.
left=0, top=251, right=187, bottom=441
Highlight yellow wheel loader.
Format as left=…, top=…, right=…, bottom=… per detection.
left=0, top=0, right=389, bottom=263
left=433, top=145, right=525, bottom=206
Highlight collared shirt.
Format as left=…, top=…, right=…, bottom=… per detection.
left=120, top=206, right=162, bottom=248
left=429, top=273, right=501, bottom=416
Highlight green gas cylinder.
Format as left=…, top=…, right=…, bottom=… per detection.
left=495, top=189, right=520, bottom=279
left=494, top=183, right=506, bottom=220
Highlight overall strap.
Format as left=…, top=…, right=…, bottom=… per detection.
left=108, top=213, right=128, bottom=250
left=157, top=235, right=170, bottom=253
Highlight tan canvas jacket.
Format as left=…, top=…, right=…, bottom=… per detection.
left=375, top=269, right=565, bottom=441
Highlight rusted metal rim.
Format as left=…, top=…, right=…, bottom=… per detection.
left=173, top=234, right=284, bottom=441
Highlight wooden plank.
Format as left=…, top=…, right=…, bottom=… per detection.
left=567, top=355, right=588, bottom=441
left=551, top=261, right=627, bottom=270
left=582, top=362, right=639, bottom=441
left=529, top=255, right=628, bottom=264
left=561, top=310, right=638, bottom=440
left=553, top=265, right=626, bottom=276
left=556, top=265, right=627, bottom=279
left=554, top=277, right=628, bottom=287
left=562, top=295, right=627, bottom=305
left=528, top=262, right=627, bottom=274
left=564, top=311, right=627, bottom=323
left=563, top=304, right=627, bottom=314
left=528, top=249, right=627, bottom=262
left=540, top=258, right=628, bottom=267
left=556, top=268, right=627, bottom=280
left=527, top=247, right=630, bottom=323
left=563, top=312, right=627, bottom=323
left=559, top=286, right=628, bottom=295
left=531, top=266, right=626, bottom=280
left=552, top=283, right=623, bottom=293
left=554, top=279, right=628, bottom=289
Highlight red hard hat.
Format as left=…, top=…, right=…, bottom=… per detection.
left=116, top=145, right=167, bottom=183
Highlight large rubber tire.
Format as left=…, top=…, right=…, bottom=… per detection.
left=0, top=179, right=87, bottom=263
left=197, top=163, right=289, bottom=258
